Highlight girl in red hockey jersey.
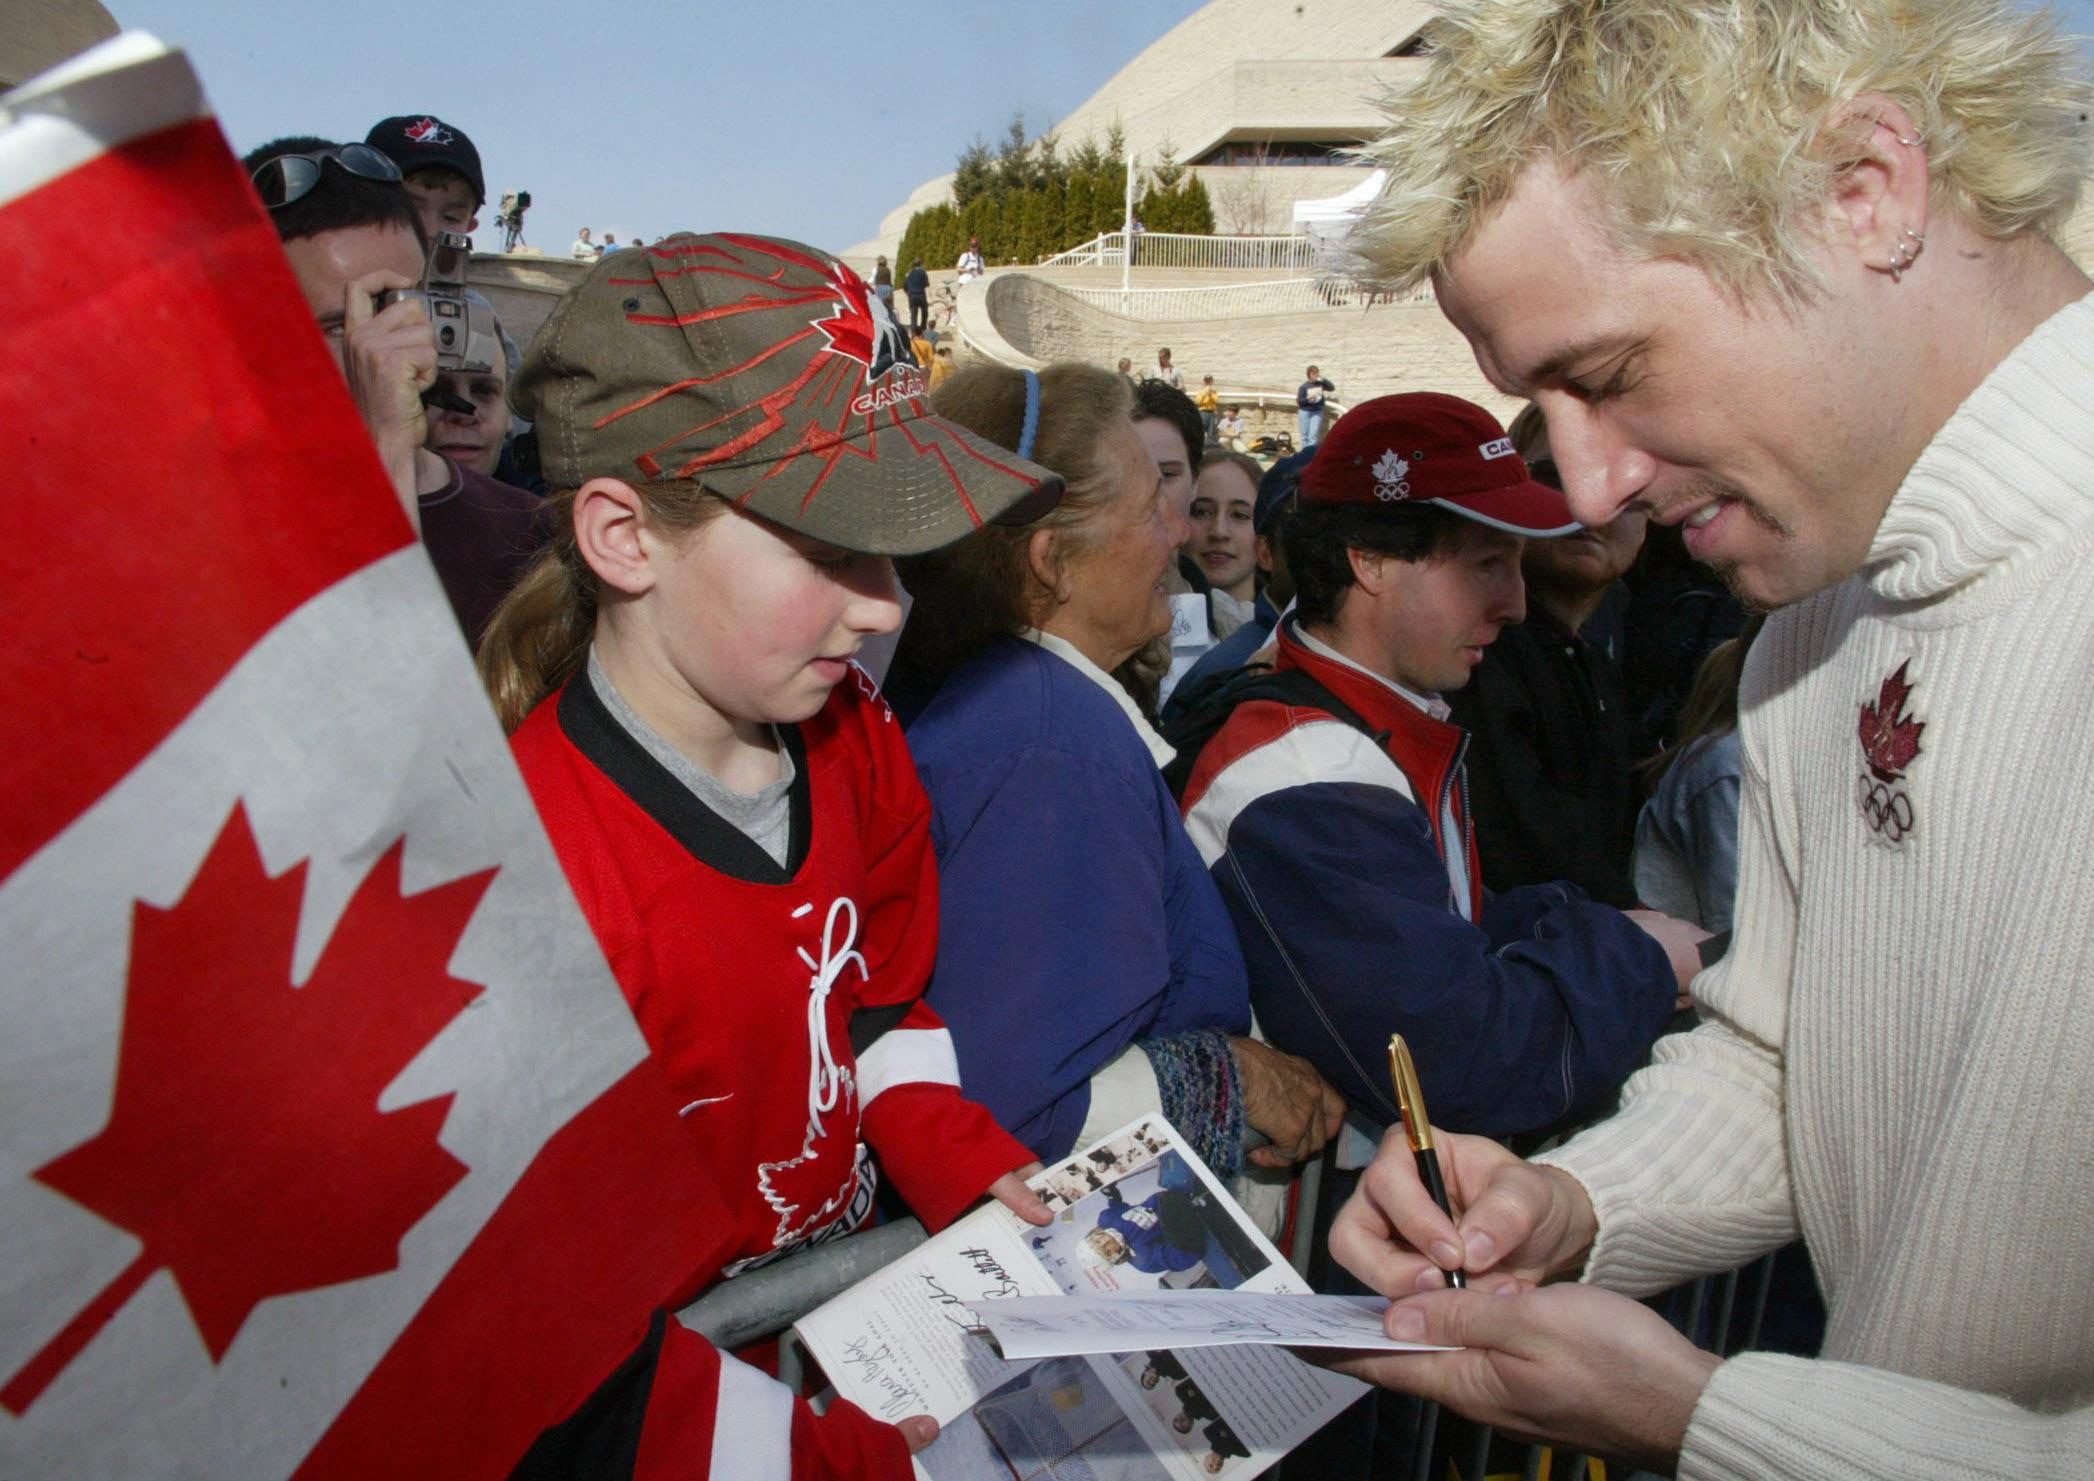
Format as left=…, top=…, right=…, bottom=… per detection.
left=479, top=233, right=1063, bottom=1475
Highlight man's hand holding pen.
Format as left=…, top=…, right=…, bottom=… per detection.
left=1323, top=1122, right=1721, bottom=1470
left=1336, top=1124, right=1595, bottom=1294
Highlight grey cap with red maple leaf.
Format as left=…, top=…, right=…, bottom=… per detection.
left=511, top=231, right=1064, bottom=555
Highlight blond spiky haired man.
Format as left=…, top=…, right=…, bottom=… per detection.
left=1326, top=0, right=2094, bottom=1474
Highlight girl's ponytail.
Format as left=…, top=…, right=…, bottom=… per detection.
left=476, top=491, right=595, bottom=733
left=475, top=481, right=725, bottom=732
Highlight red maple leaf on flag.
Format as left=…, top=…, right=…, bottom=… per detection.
left=1858, top=660, right=1926, bottom=783
left=2, top=803, right=495, bottom=1415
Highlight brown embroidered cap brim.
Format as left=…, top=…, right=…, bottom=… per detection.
left=512, top=232, right=1062, bottom=555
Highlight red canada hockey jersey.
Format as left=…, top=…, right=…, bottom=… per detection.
left=512, top=664, right=1028, bottom=1277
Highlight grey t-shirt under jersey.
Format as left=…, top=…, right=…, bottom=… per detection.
left=586, top=648, right=796, bottom=869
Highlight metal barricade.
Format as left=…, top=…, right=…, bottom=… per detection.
left=681, top=1151, right=1784, bottom=1479
left=1400, top=1252, right=1782, bottom=1481
left=1039, top=232, right=1319, bottom=274
left=685, top=1154, right=1330, bottom=1411
left=677, top=1217, right=928, bottom=1393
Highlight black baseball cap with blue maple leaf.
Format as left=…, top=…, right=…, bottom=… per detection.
left=511, top=232, right=1063, bottom=555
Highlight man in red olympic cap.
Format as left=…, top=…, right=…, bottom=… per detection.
left=1178, top=394, right=1705, bottom=1144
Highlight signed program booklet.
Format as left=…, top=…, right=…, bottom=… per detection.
left=793, top=1116, right=1366, bottom=1479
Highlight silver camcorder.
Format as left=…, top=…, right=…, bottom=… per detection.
left=378, top=230, right=500, bottom=375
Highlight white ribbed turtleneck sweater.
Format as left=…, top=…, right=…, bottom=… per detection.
left=1538, top=293, right=2094, bottom=1479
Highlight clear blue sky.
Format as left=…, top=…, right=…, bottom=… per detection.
left=112, top=0, right=2094, bottom=255
left=109, top=0, right=1207, bottom=252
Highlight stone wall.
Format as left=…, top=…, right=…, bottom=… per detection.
left=470, top=253, right=592, bottom=354
left=970, top=271, right=1518, bottom=419
left=965, top=181, right=2094, bottom=422
left=487, top=185, right=2094, bottom=404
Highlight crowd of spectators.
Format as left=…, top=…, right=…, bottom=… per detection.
left=222, top=0, right=2094, bottom=1457
left=235, top=109, right=1729, bottom=1474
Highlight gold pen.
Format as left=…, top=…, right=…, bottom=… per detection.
left=1388, top=1034, right=1466, bottom=1289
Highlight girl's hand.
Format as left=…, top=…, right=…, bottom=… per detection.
left=896, top=1415, right=940, bottom=1453
left=988, top=1162, right=1054, bottom=1225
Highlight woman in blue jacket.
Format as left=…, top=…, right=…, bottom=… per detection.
left=890, top=363, right=1343, bottom=1179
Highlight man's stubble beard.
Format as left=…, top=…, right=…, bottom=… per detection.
left=1706, top=559, right=1778, bottom=615
left=1666, top=478, right=1795, bottom=616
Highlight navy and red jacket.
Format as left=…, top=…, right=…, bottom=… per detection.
left=1179, top=622, right=1677, bottom=1138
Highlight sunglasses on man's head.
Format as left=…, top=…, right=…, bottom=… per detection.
left=250, top=143, right=401, bottom=210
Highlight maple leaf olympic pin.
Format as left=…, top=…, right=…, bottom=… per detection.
left=1857, top=660, right=1925, bottom=844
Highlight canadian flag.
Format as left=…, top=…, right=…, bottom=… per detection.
left=0, top=37, right=760, bottom=1478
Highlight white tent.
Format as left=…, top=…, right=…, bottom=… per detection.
left=1292, top=169, right=1388, bottom=258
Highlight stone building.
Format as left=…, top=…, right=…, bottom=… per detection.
left=827, top=0, right=2094, bottom=418
left=1, top=0, right=118, bottom=89
left=846, top=0, right=1436, bottom=263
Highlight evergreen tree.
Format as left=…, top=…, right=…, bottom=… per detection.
left=984, top=199, right=1012, bottom=263
left=1033, top=130, right=1062, bottom=193
left=1062, top=170, right=1094, bottom=248
left=1178, top=173, right=1216, bottom=234
left=1139, top=184, right=1166, bottom=233
left=1042, top=179, right=1070, bottom=256
left=1151, top=142, right=1185, bottom=192
left=1095, top=158, right=1128, bottom=235
left=952, top=137, right=994, bottom=209
left=960, top=196, right=991, bottom=259
left=896, top=202, right=961, bottom=278
left=995, top=111, right=1030, bottom=198
left=1018, top=189, right=1047, bottom=262
left=1139, top=181, right=1180, bottom=233
left=895, top=214, right=921, bottom=277
left=896, top=118, right=1188, bottom=273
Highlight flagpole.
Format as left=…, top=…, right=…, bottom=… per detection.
left=1122, top=147, right=1137, bottom=312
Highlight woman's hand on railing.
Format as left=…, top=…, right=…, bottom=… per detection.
left=1229, top=1037, right=1347, bottom=1168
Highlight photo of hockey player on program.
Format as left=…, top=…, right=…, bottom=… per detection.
left=1022, top=1149, right=1272, bottom=1294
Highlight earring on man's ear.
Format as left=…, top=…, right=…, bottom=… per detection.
left=1887, top=227, right=1925, bottom=282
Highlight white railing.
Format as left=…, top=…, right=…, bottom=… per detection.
left=1038, top=230, right=1317, bottom=273
left=1054, top=276, right=1430, bottom=321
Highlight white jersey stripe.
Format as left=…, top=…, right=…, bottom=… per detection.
left=1183, top=720, right=1415, bottom=867
left=711, top=1350, right=794, bottom=1481
left=856, top=1026, right=962, bottom=1105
